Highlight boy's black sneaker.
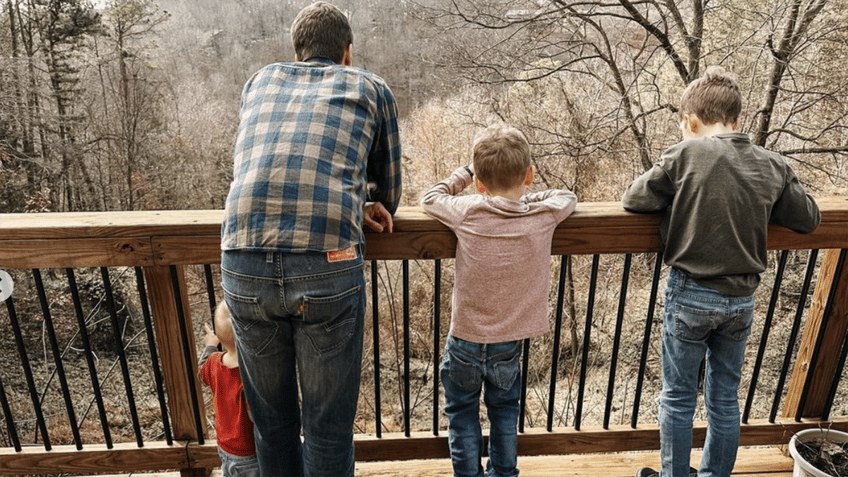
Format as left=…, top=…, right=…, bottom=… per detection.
left=634, top=467, right=698, bottom=477
left=635, top=468, right=658, bottom=477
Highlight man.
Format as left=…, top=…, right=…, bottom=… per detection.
left=220, top=3, right=402, bottom=476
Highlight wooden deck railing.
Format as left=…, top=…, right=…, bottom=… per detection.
left=0, top=197, right=845, bottom=476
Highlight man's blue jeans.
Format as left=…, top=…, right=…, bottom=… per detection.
left=221, top=248, right=366, bottom=477
left=441, top=335, right=522, bottom=477
left=659, top=268, right=755, bottom=477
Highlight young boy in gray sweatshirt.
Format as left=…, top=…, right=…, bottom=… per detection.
left=622, top=66, right=820, bottom=477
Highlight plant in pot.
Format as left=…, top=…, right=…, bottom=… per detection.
left=789, top=427, right=848, bottom=477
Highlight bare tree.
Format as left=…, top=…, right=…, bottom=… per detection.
left=91, top=0, right=169, bottom=210
left=35, top=0, right=102, bottom=210
left=1, top=1, right=48, bottom=211
left=0, top=0, right=103, bottom=211
left=414, top=0, right=848, bottom=185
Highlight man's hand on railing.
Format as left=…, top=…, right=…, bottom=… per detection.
left=363, top=202, right=394, bottom=233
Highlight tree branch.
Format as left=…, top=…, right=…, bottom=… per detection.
left=615, top=0, right=690, bottom=82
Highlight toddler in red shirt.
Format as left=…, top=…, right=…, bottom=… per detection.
left=199, top=304, right=258, bottom=477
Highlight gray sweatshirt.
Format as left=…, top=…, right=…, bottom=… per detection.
left=622, top=132, right=820, bottom=295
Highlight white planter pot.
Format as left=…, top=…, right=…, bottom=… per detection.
left=788, top=428, right=848, bottom=477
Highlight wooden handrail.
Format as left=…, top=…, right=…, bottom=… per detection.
left=1, top=196, right=845, bottom=267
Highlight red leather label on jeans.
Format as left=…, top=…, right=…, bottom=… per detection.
left=327, top=246, right=357, bottom=262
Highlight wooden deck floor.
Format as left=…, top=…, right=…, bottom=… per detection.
left=92, top=446, right=796, bottom=477
left=355, top=446, right=795, bottom=476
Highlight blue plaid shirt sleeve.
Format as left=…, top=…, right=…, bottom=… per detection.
left=367, top=82, right=402, bottom=215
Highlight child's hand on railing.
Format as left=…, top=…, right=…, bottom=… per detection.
left=203, top=322, right=220, bottom=348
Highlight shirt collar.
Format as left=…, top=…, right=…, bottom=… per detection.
left=299, top=57, right=337, bottom=66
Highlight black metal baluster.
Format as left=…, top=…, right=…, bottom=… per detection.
left=432, top=260, right=441, bottom=436
left=0, top=364, right=20, bottom=452
left=632, top=253, right=663, bottom=428
left=519, top=338, right=531, bottom=433
left=204, top=264, right=218, bottom=318
left=604, top=254, right=631, bottom=429
left=403, top=260, right=411, bottom=437
left=134, top=267, right=173, bottom=445
left=5, top=294, right=51, bottom=449
left=795, top=248, right=847, bottom=420
left=168, top=266, right=206, bottom=444
left=65, top=269, right=112, bottom=448
left=743, top=250, right=788, bottom=423
left=204, top=265, right=221, bottom=351
left=770, top=249, right=818, bottom=422
left=575, top=255, right=600, bottom=431
left=371, top=261, right=382, bottom=437
left=100, top=267, right=144, bottom=446
left=546, top=256, right=568, bottom=432
left=32, top=269, right=82, bottom=449
left=0, top=295, right=22, bottom=451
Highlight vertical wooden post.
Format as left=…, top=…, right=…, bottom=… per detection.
left=144, top=265, right=211, bottom=477
left=783, top=248, right=848, bottom=419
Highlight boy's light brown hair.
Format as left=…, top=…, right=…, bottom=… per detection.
left=291, top=2, right=353, bottom=64
left=472, top=124, right=532, bottom=191
left=679, top=65, right=742, bottom=126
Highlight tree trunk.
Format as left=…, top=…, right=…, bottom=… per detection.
left=753, top=0, right=829, bottom=147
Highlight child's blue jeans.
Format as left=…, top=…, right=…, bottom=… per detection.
left=218, top=447, right=260, bottom=477
left=659, top=268, right=755, bottom=477
left=441, top=334, right=522, bottom=477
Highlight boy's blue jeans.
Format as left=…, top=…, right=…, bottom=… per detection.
left=441, top=335, right=522, bottom=477
left=221, top=248, right=365, bottom=477
left=659, top=268, right=755, bottom=477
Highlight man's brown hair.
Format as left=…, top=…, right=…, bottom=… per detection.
left=472, top=124, right=532, bottom=191
left=291, top=2, right=352, bottom=64
left=679, top=65, right=742, bottom=125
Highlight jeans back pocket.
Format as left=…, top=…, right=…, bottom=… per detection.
left=300, top=285, right=362, bottom=355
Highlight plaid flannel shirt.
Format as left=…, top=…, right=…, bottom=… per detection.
left=222, top=58, right=402, bottom=253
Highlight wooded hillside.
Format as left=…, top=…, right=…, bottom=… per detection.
left=1, top=0, right=846, bottom=214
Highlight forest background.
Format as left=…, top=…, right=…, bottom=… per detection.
left=0, top=0, right=847, bottom=440
left=1, top=0, right=846, bottom=215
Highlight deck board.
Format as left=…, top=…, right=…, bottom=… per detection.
left=87, top=446, right=795, bottom=477
left=355, top=446, right=795, bottom=476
